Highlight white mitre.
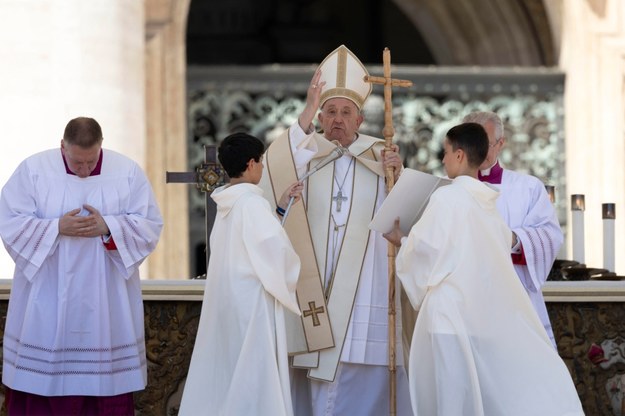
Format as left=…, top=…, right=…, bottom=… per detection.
left=318, top=45, right=372, bottom=110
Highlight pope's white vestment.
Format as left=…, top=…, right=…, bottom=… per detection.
left=396, top=176, right=583, bottom=416
left=0, top=148, right=163, bottom=397
left=262, top=123, right=412, bottom=416
left=491, top=166, right=563, bottom=345
left=179, top=183, right=301, bottom=416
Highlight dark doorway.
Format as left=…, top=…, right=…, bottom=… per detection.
left=186, top=0, right=436, bottom=65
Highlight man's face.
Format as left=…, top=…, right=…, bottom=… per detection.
left=248, top=155, right=264, bottom=185
left=442, top=138, right=460, bottom=179
left=61, top=140, right=101, bottom=178
left=318, top=98, right=363, bottom=147
left=480, top=121, right=504, bottom=170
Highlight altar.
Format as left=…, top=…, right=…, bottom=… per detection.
left=542, top=280, right=625, bottom=415
left=0, top=279, right=621, bottom=415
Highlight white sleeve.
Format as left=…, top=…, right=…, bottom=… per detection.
left=288, top=122, right=319, bottom=177
left=396, top=192, right=454, bottom=311
left=242, top=197, right=301, bottom=315
left=102, top=165, right=163, bottom=278
left=511, top=179, right=563, bottom=291
left=0, top=161, right=60, bottom=281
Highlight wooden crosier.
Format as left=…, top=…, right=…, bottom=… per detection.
left=364, top=47, right=412, bottom=416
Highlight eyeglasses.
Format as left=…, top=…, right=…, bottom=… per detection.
left=488, top=138, right=502, bottom=148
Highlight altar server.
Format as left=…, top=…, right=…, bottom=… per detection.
left=385, top=122, right=583, bottom=416
left=179, top=132, right=303, bottom=416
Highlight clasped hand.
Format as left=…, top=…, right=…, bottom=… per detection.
left=59, top=204, right=110, bottom=237
left=381, top=144, right=402, bottom=182
left=383, top=218, right=405, bottom=248
left=277, top=182, right=304, bottom=211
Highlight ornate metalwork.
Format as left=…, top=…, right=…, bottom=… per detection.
left=167, top=146, right=227, bottom=194
left=196, top=163, right=225, bottom=193
left=186, top=66, right=566, bottom=275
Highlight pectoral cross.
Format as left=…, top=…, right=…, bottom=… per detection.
left=332, top=190, right=348, bottom=212
left=303, top=301, right=326, bottom=327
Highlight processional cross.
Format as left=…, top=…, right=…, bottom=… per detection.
left=166, top=146, right=227, bottom=278
left=364, top=47, right=412, bottom=416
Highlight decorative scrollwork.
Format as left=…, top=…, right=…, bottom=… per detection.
left=186, top=68, right=566, bottom=276
left=188, top=76, right=564, bottom=217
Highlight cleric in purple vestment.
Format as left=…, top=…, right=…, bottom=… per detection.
left=464, top=111, right=563, bottom=347
left=0, top=117, right=162, bottom=415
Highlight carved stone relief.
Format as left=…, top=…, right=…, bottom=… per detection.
left=549, top=302, right=625, bottom=415
left=0, top=300, right=619, bottom=414
left=137, top=301, right=202, bottom=415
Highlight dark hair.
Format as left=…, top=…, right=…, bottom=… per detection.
left=63, top=117, right=103, bottom=148
left=445, top=122, right=489, bottom=168
left=218, top=132, right=265, bottom=178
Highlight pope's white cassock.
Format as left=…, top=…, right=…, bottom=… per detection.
left=396, top=176, right=583, bottom=416
left=0, top=148, right=163, bottom=396
left=179, top=183, right=301, bottom=416
left=479, top=161, right=563, bottom=346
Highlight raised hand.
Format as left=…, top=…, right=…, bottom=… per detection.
left=298, top=69, right=326, bottom=132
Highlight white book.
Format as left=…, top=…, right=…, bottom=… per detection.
left=369, top=168, right=451, bottom=235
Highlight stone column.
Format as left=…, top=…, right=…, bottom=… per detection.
left=144, top=0, right=191, bottom=279
left=0, top=1, right=147, bottom=276
left=559, top=0, right=625, bottom=273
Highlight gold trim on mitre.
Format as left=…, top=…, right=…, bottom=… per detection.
left=318, top=45, right=372, bottom=110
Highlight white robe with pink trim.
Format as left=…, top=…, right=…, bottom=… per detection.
left=495, top=169, right=563, bottom=345
left=0, top=148, right=162, bottom=397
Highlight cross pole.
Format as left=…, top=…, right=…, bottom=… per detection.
left=364, top=47, right=412, bottom=416
left=166, top=145, right=227, bottom=278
